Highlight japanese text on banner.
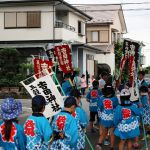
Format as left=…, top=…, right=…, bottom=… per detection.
left=21, top=74, right=64, bottom=118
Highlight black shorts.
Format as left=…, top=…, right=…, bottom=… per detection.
left=89, top=112, right=98, bottom=122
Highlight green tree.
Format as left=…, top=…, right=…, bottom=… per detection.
left=0, top=48, right=20, bottom=77
left=0, top=48, right=27, bottom=87
left=143, top=66, right=150, bottom=74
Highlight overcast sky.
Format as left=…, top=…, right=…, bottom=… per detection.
left=66, top=0, right=150, bottom=67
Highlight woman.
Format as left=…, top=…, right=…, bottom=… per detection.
left=80, top=74, right=87, bottom=96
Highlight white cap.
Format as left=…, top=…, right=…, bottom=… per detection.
left=120, top=89, right=130, bottom=96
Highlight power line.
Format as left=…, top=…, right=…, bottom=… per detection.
left=1, top=7, right=150, bottom=13
left=73, top=2, right=150, bottom=5
left=81, top=8, right=150, bottom=11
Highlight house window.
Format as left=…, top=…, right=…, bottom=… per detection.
left=27, top=12, right=41, bottom=27
left=78, top=21, right=85, bottom=36
left=4, top=12, right=17, bottom=28
left=92, top=31, right=99, bottom=42
left=17, top=12, right=27, bottom=27
left=100, top=30, right=109, bottom=43
left=4, top=11, right=41, bottom=28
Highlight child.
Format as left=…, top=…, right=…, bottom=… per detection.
left=62, top=74, right=74, bottom=96
left=70, top=89, right=88, bottom=150
left=138, top=71, right=149, bottom=87
left=99, top=71, right=108, bottom=90
left=86, top=80, right=102, bottom=132
left=73, top=71, right=81, bottom=90
left=89, top=75, right=96, bottom=90
left=139, top=86, right=150, bottom=139
left=50, top=96, right=78, bottom=150
left=80, top=74, right=87, bottom=96
left=0, top=97, right=26, bottom=150
left=96, top=84, right=118, bottom=150
left=24, top=95, right=52, bottom=150
left=114, top=89, right=142, bottom=150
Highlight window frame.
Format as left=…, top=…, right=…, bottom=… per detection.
left=4, top=12, right=17, bottom=29
left=16, top=12, right=27, bottom=28
left=99, top=30, right=109, bottom=43
left=27, top=11, right=41, bottom=28
left=78, top=20, right=85, bottom=36
left=4, top=11, right=41, bottom=29
left=91, top=31, right=99, bottom=42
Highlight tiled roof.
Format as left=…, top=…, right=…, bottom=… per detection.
left=76, top=4, right=121, bottom=24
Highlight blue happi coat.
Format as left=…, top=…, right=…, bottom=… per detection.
left=140, top=95, right=150, bottom=125
left=86, top=89, right=102, bottom=112
left=114, top=104, right=143, bottom=139
left=0, top=121, right=26, bottom=150
left=98, top=96, right=118, bottom=127
left=24, top=114, right=52, bottom=150
left=72, top=107, right=88, bottom=150
left=138, top=79, right=149, bottom=87
left=50, top=111, right=78, bottom=150
left=62, top=80, right=73, bottom=96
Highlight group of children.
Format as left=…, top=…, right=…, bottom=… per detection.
left=0, top=90, right=88, bottom=150
left=86, top=78, right=150, bottom=150
left=0, top=78, right=150, bottom=150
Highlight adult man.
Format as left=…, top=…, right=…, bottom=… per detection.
left=99, top=71, right=109, bottom=90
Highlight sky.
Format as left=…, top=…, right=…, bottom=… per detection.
left=66, top=0, right=150, bottom=67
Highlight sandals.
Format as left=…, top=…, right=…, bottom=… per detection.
left=95, top=143, right=102, bottom=150
left=133, top=143, right=139, bottom=149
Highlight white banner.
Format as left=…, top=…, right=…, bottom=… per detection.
left=20, top=73, right=64, bottom=118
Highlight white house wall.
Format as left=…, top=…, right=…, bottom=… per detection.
left=68, top=12, right=86, bottom=43
left=111, top=12, right=122, bottom=33
left=55, top=28, right=85, bottom=43
left=95, top=53, right=115, bottom=74
left=83, top=50, right=96, bottom=75
left=0, top=5, right=86, bottom=43
left=0, top=5, right=54, bottom=41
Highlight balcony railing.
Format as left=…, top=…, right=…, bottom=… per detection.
left=55, top=21, right=75, bottom=32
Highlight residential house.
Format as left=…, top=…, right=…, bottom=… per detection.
left=77, top=4, right=127, bottom=76
left=0, top=0, right=101, bottom=77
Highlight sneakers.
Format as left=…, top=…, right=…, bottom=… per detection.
left=141, top=136, right=146, bottom=141
left=104, top=139, right=110, bottom=146
left=96, top=144, right=102, bottom=150
left=133, top=143, right=139, bottom=149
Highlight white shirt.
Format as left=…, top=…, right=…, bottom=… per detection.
left=138, top=79, right=144, bottom=87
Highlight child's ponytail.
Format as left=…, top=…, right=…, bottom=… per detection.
left=4, top=119, right=18, bottom=141
left=4, top=120, right=12, bottom=141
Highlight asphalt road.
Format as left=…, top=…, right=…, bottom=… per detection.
left=0, top=98, right=149, bottom=150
